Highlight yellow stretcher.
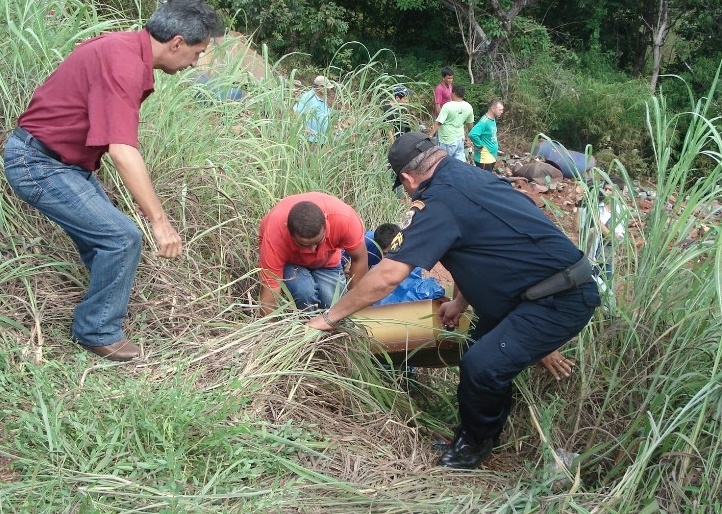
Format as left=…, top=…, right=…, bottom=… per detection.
left=350, top=298, right=473, bottom=367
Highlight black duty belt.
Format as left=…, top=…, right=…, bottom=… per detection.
left=13, top=126, right=61, bottom=162
left=521, top=256, right=594, bottom=301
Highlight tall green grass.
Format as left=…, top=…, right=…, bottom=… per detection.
left=2, top=1, right=722, bottom=512
left=520, top=68, right=722, bottom=512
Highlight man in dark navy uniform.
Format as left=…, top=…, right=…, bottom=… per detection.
left=308, top=132, right=600, bottom=469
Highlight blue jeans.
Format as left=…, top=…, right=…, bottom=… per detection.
left=438, top=138, right=466, bottom=162
left=3, top=133, right=142, bottom=346
left=282, top=263, right=345, bottom=311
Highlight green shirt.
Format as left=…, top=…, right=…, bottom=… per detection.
left=468, top=114, right=498, bottom=163
left=435, top=100, right=474, bottom=144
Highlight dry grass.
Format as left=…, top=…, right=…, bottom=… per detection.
left=3, top=2, right=722, bottom=511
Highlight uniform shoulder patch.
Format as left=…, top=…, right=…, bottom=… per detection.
left=389, top=232, right=404, bottom=253
left=399, top=200, right=425, bottom=230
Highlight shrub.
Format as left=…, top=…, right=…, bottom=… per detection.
left=506, top=50, right=654, bottom=176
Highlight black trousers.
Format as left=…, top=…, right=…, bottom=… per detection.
left=475, top=161, right=495, bottom=172
left=457, top=281, right=600, bottom=442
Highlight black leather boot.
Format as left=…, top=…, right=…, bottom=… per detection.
left=437, top=428, right=494, bottom=469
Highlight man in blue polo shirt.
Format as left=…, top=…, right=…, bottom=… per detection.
left=308, top=132, right=599, bottom=469
left=293, top=75, right=335, bottom=144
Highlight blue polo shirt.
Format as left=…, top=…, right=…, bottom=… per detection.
left=386, top=157, right=584, bottom=322
left=342, top=231, right=383, bottom=268
left=293, top=89, right=332, bottom=143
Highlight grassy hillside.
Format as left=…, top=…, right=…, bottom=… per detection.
left=2, top=1, right=722, bottom=512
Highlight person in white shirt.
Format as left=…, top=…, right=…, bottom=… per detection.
left=576, top=177, right=628, bottom=281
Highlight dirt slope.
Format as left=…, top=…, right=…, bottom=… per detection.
left=196, top=31, right=267, bottom=81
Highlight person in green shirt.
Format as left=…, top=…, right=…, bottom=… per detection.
left=428, top=85, right=474, bottom=162
left=469, top=98, right=504, bottom=172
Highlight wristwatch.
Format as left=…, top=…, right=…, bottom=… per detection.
left=321, top=309, right=339, bottom=327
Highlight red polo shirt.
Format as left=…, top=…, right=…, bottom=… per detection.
left=18, top=29, right=155, bottom=171
left=259, top=192, right=365, bottom=289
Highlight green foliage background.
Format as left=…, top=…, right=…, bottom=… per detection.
left=2, top=1, right=722, bottom=512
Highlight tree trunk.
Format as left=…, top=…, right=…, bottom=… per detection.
left=441, top=0, right=490, bottom=83
left=439, top=0, right=540, bottom=82
left=649, top=0, right=669, bottom=93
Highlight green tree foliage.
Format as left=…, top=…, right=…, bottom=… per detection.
left=213, top=0, right=461, bottom=71
left=663, top=0, right=722, bottom=110
left=526, top=0, right=721, bottom=99
left=337, top=0, right=454, bottom=56
left=216, top=0, right=350, bottom=63
left=507, top=49, right=651, bottom=171
left=675, top=0, right=722, bottom=56
left=526, top=0, right=653, bottom=74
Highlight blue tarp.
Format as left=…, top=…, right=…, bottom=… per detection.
left=193, top=73, right=244, bottom=102
left=375, top=267, right=445, bottom=306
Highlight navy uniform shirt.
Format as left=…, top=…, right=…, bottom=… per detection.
left=386, top=157, right=585, bottom=322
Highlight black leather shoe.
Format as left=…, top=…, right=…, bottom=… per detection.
left=433, top=432, right=501, bottom=452
left=438, top=428, right=494, bottom=469
left=78, top=339, right=140, bottom=362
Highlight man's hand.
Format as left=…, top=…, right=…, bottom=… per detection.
left=305, top=260, right=414, bottom=331
left=108, top=143, right=182, bottom=259
left=437, top=298, right=466, bottom=329
left=537, top=350, right=575, bottom=381
left=151, top=218, right=182, bottom=258
left=307, top=313, right=335, bottom=331
left=344, top=244, right=369, bottom=290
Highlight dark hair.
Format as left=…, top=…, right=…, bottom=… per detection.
left=594, top=176, right=625, bottom=201
left=441, top=66, right=454, bottom=78
left=373, top=223, right=401, bottom=250
left=393, top=85, right=411, bottom=99
left=287, top=201, right=325, bottom=238
left=452, top=84, right=465, bottom=99
left=146, top=0, right=223, bottom=45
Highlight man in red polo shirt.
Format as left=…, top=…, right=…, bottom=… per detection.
left=258, top=192, right=368, bottom=316
left=433, top=67, right=454, bottom=118
left=2, top=0, right=221, bottom=361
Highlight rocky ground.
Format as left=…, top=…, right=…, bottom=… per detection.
left=425, top=155, right=657, bottom=287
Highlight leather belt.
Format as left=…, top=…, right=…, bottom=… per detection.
left=13, top=126, right=61, bottom=162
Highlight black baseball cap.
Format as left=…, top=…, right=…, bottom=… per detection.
left=393, top=85, right=413, bottom=98
left=388, top=132, right=436, bottom=189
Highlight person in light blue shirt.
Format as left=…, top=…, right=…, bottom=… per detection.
left=293, top=75, right=335, bottom=144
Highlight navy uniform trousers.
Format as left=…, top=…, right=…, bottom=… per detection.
left=458, top=280, right=600, bottom=443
